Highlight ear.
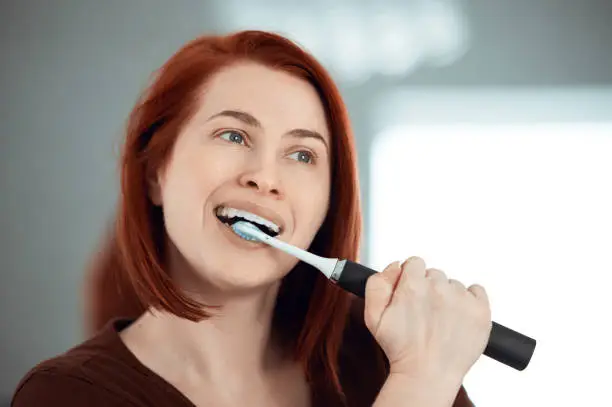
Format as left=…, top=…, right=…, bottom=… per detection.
left=146, top=166, right=163, bottom=206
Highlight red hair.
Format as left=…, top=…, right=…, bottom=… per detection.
left=86, top=30, right=362, bottom=400
left=86, top=30, right=473, bottom=406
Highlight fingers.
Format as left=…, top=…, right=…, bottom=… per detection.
left=425, top=268, right=448, bottom=282
left=449, top=278, right=466, bottom=291
left=468, top=283, right=490, bottom=305
left=396, top=258, right=478, bottom=298
left=364, top=261, right=401, bottom=333
left=391, top=257, right=428, bottom=302
left=365, top=256, right=489, bottom=334
left=427, top=270, right=485, bottom=303
left=401, top=256, right=427, bottom=279
left=379, top=260, right=404, bottom=289
left=364, top=255, right=492, bottom=378
left=426, top=269, right=469, bottom=295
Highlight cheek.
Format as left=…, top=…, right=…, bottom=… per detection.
left=159, top=148, right=237, bottom=213
left=291, top=172, right=330, bottom=231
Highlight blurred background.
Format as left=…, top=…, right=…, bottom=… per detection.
left=1, top=0, right=611, bottom=405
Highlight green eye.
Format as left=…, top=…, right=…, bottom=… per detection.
left=219, top=131, right=245, bottom=145
left=289, top=151, right=314, bottom=164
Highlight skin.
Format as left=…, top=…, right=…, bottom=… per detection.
left=120, top=62, right=492, bottom=407
left=368, top=258, right=492, bottom=407
left=122, top=62, right=331, bottom=407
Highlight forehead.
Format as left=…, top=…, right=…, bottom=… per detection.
left=193, top=62, right=329, bottom=139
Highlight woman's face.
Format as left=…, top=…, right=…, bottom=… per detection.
left=150, top=62, right=331, bottom=294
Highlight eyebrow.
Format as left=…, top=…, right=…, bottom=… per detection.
left=206, top=109, right=329, bottom=151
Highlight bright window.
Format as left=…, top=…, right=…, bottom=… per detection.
left=369, top=123, right=612, bottom=405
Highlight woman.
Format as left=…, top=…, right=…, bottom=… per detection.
left=12, top=30, right=491, bottom=406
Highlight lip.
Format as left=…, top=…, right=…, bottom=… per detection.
left=214, top=200, right=287, bottom=233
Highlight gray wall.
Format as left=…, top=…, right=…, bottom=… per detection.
left=1, top=0, right=611, bottom=401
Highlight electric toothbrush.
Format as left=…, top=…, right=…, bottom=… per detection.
left=231, top=221, right=536, bottom=372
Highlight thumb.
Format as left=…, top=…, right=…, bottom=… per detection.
left=364, top=261, right=402, bottom=335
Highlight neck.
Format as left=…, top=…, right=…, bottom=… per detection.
left=118, top=243, right=309, bottom=404
left=135, top=283, right=287, bottom=380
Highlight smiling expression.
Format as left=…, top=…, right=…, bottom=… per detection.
left=149, top=62, right=332, bottom=294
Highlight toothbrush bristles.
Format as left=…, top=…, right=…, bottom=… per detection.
left=231, top=221, right=263, bottom=242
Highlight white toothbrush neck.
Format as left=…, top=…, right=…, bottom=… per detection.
left=255, top=232, right=338, bottom=279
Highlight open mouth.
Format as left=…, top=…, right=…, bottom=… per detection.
left=215, top=206, right=281, bottom=238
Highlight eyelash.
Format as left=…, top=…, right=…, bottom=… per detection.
left=215, top=129, right=318, bottom=165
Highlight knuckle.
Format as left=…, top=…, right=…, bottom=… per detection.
left=430, top=279, right=450, bottom=296
left=383, top=260, right=401, bottom=272
left=396, top=277, right=426, bottom=300
left=469, top=283, right=486, bottom=292
left=449, top=278, right=466, bottom=290
left=425, top=268, right=447, bottom=280
left=396, top=278, right=413, bottom=294
left=468, top=283, right=489, bottom=301
left=401, top=256, right=426, bottom=270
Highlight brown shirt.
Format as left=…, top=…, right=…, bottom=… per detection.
left=11, top=318, right=474, bottom=406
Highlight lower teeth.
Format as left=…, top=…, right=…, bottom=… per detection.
left=217, top=215, right=275, bottom=236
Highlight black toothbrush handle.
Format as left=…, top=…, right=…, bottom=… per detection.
left=333, top=260, right=536, bottom=371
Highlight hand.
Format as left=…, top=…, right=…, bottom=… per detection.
left=364, top=256, right=492, bottom=381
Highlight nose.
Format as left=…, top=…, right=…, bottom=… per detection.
left=238, top=163, right=283, bottom=198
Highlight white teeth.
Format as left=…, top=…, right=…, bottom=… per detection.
left=216, top=206, right=280, bottom=233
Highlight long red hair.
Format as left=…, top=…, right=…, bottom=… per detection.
left=85, top=30, right=473, bottom=406
left=86, top=30, right=362, bottom=400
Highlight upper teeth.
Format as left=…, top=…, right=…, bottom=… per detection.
left=216, top=206, right=280, bottom=233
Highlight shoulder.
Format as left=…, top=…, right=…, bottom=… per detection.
left=11, top=319, right=142, bottom=407
left=12, top=355, right=127, bottom=406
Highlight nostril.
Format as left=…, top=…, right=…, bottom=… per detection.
left=243, top=178, right=280, bottom=196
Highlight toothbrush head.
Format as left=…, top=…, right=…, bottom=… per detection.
left=231, top=221, right=265, bottom=242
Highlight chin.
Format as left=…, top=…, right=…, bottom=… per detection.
left=167, top=215, right=300, bottom=296
left=184, top=255, right=289, bottom=296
